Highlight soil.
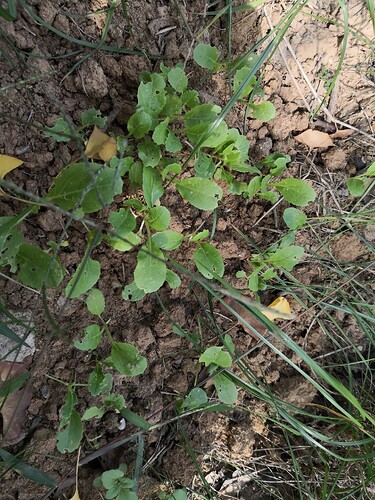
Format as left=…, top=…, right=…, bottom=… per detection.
left=0, top=1, right=374, bottom=499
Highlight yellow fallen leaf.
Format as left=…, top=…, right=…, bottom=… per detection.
left=0, top=154, right=24, bottom=196
left=262, top=296, right=292, bottom=321
left=295, top=129, right=334, bottom=148
left=85, top=126, right=117, bottom=162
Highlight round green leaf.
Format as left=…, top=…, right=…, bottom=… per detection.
left=127, top=111, right=152, bottom=139
left=182, top=388, right=208, bottom=410
left=147, top=206, right=170, bottom=231
left=74, top=324, right=102, bottom=351
left=214, top=374, right=238, bottom=404
left=283, top=207, right=307, bottom=230
left=137, top=140, right=161, bottom=167
left=272, top=179, right=316, bottom=206
left=86, top=288, right=105, bottom=316
left=250, top=101, right=276, bottom=121
left=194, top=243, right=224, bottom=279
left=193, top=43, right=220, bottom=70
left=134, top=243, right=167, bottom=293
left=347, top=177, right=365, bottom=197
left=176, top=178, right=222, bottom=210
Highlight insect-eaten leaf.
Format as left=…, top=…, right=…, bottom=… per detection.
left=85, top=127, right=117, bottom=162
left=0, top=155, right=24, bottom=196
left=294, top=130, right=334, bottom=148
left=0, top=361, right=32, bottom=445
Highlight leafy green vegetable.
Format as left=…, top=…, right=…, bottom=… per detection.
left=193, top=43, right=220, bottom=70
left=134, top=242, right=166, bottom=293
left=16, top=243, right=65, bottom=289
left=74, top=324, right=102, bottom=351
left=176, top=178, right=222, bottom=210
left=65, top=258, right=100, bottom=298
left=272, top=179, right=316, bottom=206
left=194, top=243, right=224, bottom=279
left=283, top=207, right=307, bottom=229
left=110, top=342, right=147, bottom=376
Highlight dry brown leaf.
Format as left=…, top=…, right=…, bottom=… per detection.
left=0, top=361, right=32, bottom=445
left=295, top=129, right=334, bottom=148
left=222, top=295, right=293, bottom=340
left=0, top=154, right=24, bottom=196
left=329, top=129, right=354, bottom=139
left=84, top=126, right=117, bottom=162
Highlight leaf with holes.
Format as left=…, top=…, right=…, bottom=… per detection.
left=74, top=324, right=102, bottom=351
left=16, top=243, right=65, bottom=289
left=65, top=258, right=100, bottom=298
left=44, top=117, right=72, bottom=142
left=110, top=342, right=147, bottom=376
left=81, top=108, right=107, bottom=128
left=88, top=365, right=112, bottom=396
left=137, top=140, right=161, bottom=167
left=0, top=216, right=24, bottom=271
left=137, top=73, right=166, bottom=117
left=194, top=243, right=224, bottom=279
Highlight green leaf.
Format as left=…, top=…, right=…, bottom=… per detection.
left=0, top=216, right=24, bottom=271
left=16, top=243, right=65, bottom=289
left=138, top=73, right=166, bottom=116
left=190, top=229, right=209, bottom=242
left=250, top=101, right=276, bottom=121
left=213, top=374, right=238, bottom=404
left=88, top=365, right=113, bottom=396
left=165, top=269, right=181, bottom=289
left=193, top=43, right=220, bottom=70
left=120, top=408, right=151, bottom=430
left=199, top=346, right=232, bottom=368
left=129, top=161, right=143, bottom=188
left=365, top=162, right=375, bottom=176
left=161, top=93, right=183, bottom=116
left=162, top=162, right=181, bottom=180
left=246, top=176, right=261, bottom=198
left=109, top=208, right=136, bottom=235
left=74, top=324, right=102, bottom=351
left=184, top=104, right=221, bottom=131
left=268, top=245, right=304, bottom=270
left=107, top=231, right=141, bottom=252
left=81, top=108, right=107, bottom=128
left=262, top=153, right=291, bottom=175
left=86, top=288, right=105, bottom=315
left=181, top=388, right=208, bottom=410
left=194, top=243, right=224, bottom=279
left=122, top=282, right=146, bottom=302
left=143, top=166, right=164, bottom=207
left=56, top=409, right=82, bottom=453
left=347, top=177, right=366, bottom=196
left=65, top=258, right=100, bottom=298
left=82, top=406, right=105, bottom=420
left=44, top=117, right=72, bottom=142
left=152, top=118, right=169, bottom=145
left=134, top=242, right=166, bottom=293
left=0, top=449, right=56, bottom=488
left=283, top=207, right=307, bottom=230
left=45, top=162, right=123, bottom=213
left=181, top=90, right=199, bottom=108
left=272, top=179, right=316, bottom=206
left=137, top=140, right=161, bottom=167
left=167, top=67, right=188, bottom=93
left=127, top=111, right=152, bottom=139
left=175, top=178, right=222, bottom=210
left=233, top=67, right=256, bottom=98
left=110, top=342, right=147, bottom=376
left=146, top=206, right=170, bottom=231
left=165, top=131, right=182, bottom=152
left=151, top=230, right=184, bottom=250
left=194, top=152, right=216, bottom=178
left=102, top=469, right=124, bottom=489
left=104, top=394, right=125, bottom=412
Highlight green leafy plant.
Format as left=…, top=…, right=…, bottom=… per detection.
left=93, top=463, right=137, bottom=500
left=347, top=161, right=375, bottom=196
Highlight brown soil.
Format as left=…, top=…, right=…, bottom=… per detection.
left=0, top=1, right=374, bottom=499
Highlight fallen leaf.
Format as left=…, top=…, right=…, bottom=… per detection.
left=0, top=154, right=24, bottom=196
left=329, top=129, right=354, bottom=139
left=295, top=130, right=334, bottom=148
left=222, top=294, right=294, bottom=340
left=84, top=126, right=117, bottom=162
left=0, top=361, right=32, bottom=445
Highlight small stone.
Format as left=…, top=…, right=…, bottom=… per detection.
left=78, top=58, right=108, bottom=98
left=322, top=148, right=347, bottom=171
